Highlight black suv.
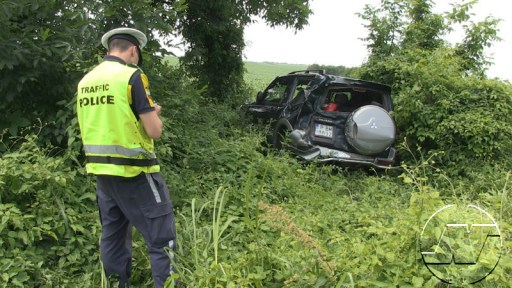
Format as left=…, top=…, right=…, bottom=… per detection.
left=242, top=70, right=397, bottom=168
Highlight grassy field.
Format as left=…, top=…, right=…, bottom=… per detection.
left=165, top=56, right=308, bottom=92
left=243, top=61, right=308, bottom=91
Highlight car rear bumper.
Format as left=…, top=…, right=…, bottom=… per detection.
left=291, top=145, right=398, bottom=169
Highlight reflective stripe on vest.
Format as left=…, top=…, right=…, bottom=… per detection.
left=85, top=156, right=159, bottom=167
left=83, top=144, right=156, bottom=159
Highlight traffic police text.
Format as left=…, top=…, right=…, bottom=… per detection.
left=79, top=84, right=114, bottom=107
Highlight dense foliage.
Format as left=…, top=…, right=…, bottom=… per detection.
left=1, top=0, right=511, bottom=287
left=0, top=135, right=99, bottom=287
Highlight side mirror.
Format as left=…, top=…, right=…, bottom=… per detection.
left=256, top=91, right=264, bottom=104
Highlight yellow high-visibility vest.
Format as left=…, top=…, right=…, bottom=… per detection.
left=77, top=60, right=159, bottom=177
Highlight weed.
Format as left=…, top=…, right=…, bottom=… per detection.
left=258, top=202, right=336, bottom=284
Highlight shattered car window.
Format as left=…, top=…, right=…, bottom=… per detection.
left=264, top=80, right=289, bottom=104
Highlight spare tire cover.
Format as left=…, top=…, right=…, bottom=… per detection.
left=345, top=105, right=396, bottom=155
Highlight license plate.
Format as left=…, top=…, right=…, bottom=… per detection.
left=314, top=124, right=333, bottom=138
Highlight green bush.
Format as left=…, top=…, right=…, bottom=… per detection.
left=393, top=49, right=512, bottom=163
left=0, top=134, right=99, bottom=287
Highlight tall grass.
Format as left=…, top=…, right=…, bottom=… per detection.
left=212, top=187, right=238, bottom=265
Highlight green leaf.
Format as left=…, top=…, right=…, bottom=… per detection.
left=412, top=276, right=424, bottom=287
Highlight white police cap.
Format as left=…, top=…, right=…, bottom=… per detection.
left=101, top=27, right=147, bottom=49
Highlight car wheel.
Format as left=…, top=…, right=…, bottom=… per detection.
left=345, top=105, right=396, bottom=155
left=273, top=126, right=290, bottom=150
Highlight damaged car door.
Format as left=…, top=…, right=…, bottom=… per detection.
left=243, top=76, right=295, bottom=122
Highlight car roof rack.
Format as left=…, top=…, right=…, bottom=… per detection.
left=288, top=69, right=325, bottom=75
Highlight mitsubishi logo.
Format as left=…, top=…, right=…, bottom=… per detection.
left=370, top=122, right=377, bottom=129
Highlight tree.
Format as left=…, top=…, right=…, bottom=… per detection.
left=0, top=0, right=89, bottom=144
left=455, top=17, right=501, bottom=77
left=358, top=0, right=409, bottom=58
left=179, top=0, right=245, bottom=103
left=443, top=0, right=501, bottom=77
left=177, top=0, right=312, bottom=102
left=401, top=0, right=446, bottom=51
left=358, top=0, right=501, bottom=81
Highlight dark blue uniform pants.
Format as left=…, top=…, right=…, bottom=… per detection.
left=96, top=172, right=176, bottom=288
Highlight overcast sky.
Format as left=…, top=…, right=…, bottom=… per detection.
left=243, top=0, right=511, bottom=82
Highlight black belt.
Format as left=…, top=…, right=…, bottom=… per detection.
left=86, top=156, right=159, bottom=167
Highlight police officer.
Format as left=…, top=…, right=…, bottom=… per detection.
left=76, top=27, right=176, bottom=288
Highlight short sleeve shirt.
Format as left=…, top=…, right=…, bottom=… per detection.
left=103, top=55, right=156, bottom=119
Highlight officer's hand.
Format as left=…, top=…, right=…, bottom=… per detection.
left=155, top=104, right=162, bottom=116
